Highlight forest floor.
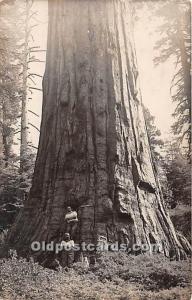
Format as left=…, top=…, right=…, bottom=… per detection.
left=0, top=252, right=191, bottom=300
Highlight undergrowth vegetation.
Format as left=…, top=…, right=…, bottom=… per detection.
left=0, top=252, right=191, bottom=300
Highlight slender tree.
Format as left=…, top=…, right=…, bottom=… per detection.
left=164, top=141, right=191, bottom=207
left=154, top=1, right=191, bottom=159
left=19, top=0, right=30, bottom=173
left=19, top=0, right=44, bottom=173
left=0, top=0, right=36, bottom=211
left=143, top=105, right=164, bottom=162
left=0, top=1, right=21, bottom=166
left=8, top=0, right=189, bottom=262
left=18, top=0, right=44, bottom=201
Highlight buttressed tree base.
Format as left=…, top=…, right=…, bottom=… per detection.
left=7, top=0, right=189, bottom=261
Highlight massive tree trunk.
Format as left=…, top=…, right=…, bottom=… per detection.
left=8, top=0, right=188, bottom=261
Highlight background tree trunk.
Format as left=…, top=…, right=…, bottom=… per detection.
left=20, top=0, right=30, bottom=173
left=8, top=0, right=187, bottom=261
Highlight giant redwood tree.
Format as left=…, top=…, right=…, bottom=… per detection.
left=7, top=0, right=189, bottom=261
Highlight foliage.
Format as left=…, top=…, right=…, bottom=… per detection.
left=0, top=0, right=15, bottom=7
left=88, top=252, right=190, bottom=291
left=0, top=149, right=35, bottom=203
left=0, top=0, right=40, bottom=164
left=0, top=149, right=35, bottom=230
left=0, top=252, right=191, bottom=300
left=154, top=1, right=191, bottom=159
left=0, top=0, right=39, bottom=230
left=143, top=105, right=164, bottom=162
left=0, top=1, right=23, bottom=165
left=169, top=205, right=191, bottom=243
left=142, top=105, right=190, bottom=239
left=163, top=141, right=190, bottom=207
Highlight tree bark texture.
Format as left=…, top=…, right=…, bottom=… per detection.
left=8, top=0, right=188, bottom=260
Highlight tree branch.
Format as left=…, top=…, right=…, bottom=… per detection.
left=30, top=50, right=46, bottom=53
left=28, top=144, right=38, bottom=150
left=28, top=110, right=40, bottom=117
left=28, top=86, right=42, bottom=92
left=28, top=73, right=43, bottom=78
left=28, top=122, right=40, bottom=132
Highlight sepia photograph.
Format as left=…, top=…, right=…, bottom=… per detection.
left=0, top=0, right=191, bottom=299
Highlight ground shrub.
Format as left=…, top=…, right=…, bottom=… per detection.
left=89, top=252, right=190, bottom=291
left=0, top=251, right=191, bottom=299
